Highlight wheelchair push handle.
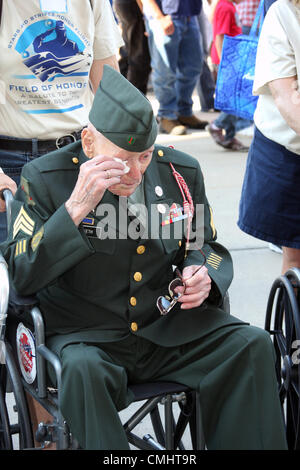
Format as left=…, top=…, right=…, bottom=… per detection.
left=2, top=188, right=14, bottom=229
left=0, top=253, right=9, bottom=362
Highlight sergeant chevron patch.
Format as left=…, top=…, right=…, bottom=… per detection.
left=13, top=206, right=35, bottom=239
left=207, top=252, right=223, bottom=270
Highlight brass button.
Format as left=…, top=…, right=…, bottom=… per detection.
left=178, top=240, right=182, bottom=247
left=72, top=157, right=79, bottom=164
left=131, top=322, right=138, bottom=332
left=130, top=296, right=137, bottom=306
left=133, top=272, right=142, bottom=282
left=158, top=150, right=164, bottom=157
left=137, top=245, right=146, bottom=255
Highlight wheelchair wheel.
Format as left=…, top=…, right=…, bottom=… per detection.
left=265, top=268, right=300, bottom=449
left=0, top=342, right=34, bottom=449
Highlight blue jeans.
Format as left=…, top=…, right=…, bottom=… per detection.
left=214, top=113, right=253, bottom=141
left=0, top=136, right=47, bottom=242
left=145, top=16, right=203, bottom=120
left=197, top=60, right=215, bottom=111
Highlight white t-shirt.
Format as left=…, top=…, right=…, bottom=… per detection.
left=253, top=0, right=300, bottom=155
left=0, top=0, right=123, bottom=139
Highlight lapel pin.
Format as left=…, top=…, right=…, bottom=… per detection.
left=155, top=186, right=163, bottom=197
left=157, top=203, right=166, bottom=214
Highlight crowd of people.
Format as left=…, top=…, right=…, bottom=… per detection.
left=0, top=0, right=299, bottom=451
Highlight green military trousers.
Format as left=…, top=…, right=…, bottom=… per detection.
left=53, top=323, right=287, bottom=450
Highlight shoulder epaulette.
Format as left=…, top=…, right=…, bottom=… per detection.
left=154, top=144, right=199, bottom=169
left=30, top=141, right=84, bottom=173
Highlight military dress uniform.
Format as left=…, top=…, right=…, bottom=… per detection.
left=1, top=66, right=287, bottom=450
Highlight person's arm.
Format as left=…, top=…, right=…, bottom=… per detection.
left=136, top=0, right=143, bottom=12
left=215, top=34, right=224, bottom=61
left=89, top=56, right=120, bottom=93
left=140, top=0, right=174, bottom=35
left=0, top=170, right=17, bottom=212
left=1, top=163, right=94, bottom=295
left=268, top=75, right=300, bottom=135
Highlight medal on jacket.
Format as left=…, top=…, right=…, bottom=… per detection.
left=169, top=160, right=194, bottom=258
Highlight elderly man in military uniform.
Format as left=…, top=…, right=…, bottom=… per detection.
left=1, top=66, right=287, bottom=450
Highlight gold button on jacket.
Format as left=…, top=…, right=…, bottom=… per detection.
left=133, top=272, right=142, bottom=282
left=130, top=322, right=138, bottom=332
left=136, top=245, right=146, bottom=255
left=130, top=297, right=137, bottom=306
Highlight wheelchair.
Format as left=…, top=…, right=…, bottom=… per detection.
left=0, top=189, right=206, bottom=451
left=265, top=266, right=300, bottom=450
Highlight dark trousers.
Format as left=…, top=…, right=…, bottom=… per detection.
left=114, top=1, right=151, bottom=95
left=53, top=322, right=287, bottom=450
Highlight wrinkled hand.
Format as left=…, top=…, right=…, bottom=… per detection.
left=65, top=155, right=126, bottom=226
left=158, top=14, right=175, bottom=35
left=0, top=174, right=17, bottom=212
left=175, top=265, right=211, bottom=310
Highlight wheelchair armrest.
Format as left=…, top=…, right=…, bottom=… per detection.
left=9, top=286, right=39, bottom=315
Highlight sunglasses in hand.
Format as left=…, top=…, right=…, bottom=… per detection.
left=156, top=249, right=206, bottom=316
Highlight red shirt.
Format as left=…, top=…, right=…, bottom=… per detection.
left=211, top=0, right=242, bottom=65
left=236, top=0, right=260, bottom=27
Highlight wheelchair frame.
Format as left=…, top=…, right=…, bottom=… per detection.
left=0, top=190, right=205, bottom=451
left=265, top=267, right=300, bottom=450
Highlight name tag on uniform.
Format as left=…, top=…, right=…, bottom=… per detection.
left=40, top=0, right=68, bottom=13
left=80, top=217, right=102, bottom=239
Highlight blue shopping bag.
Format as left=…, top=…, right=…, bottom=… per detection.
left=214, top=0, right=265, bottom=120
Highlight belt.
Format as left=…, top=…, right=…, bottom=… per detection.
left=0, top=129, right=83, bottom=153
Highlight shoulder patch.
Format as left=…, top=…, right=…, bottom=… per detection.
left=31, top=226, right=44, bottom=252
left=20, top=176, right=35, bottom=206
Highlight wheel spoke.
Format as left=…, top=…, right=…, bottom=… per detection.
left=274, top=331, right=287, bottom=358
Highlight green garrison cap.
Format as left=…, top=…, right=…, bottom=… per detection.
left=89, top=65, right=158, bottom=152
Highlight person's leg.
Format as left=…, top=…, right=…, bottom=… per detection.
left=144, top=17, right=187, bottom=135
left=59, top=342, right=133, bottom=450
left=134, top=323, right=287, bottom=449
left=114, top=2, right=151, bottom=94
left=197, top=13, right=215, bottom=111
left=208, top=114, right=249, bottom=151
left=214, top=113, right=237, bottom=140
left=282, top=247, right=300, bottom=274
left=197, top=60, right=215, bottom=111
left=0, top=147, right=28, bottom=241
left=0, top=136, right=51, bottom=241
left=145, top=17, right=180, bottom=120
left=235, top=116, right=253, bottom=133
left=175, top=17, right=208, bottom=129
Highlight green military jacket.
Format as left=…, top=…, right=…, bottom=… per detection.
left=1, top=143, right=245, bottom=352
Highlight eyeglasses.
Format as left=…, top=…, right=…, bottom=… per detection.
left=156, top=248, right=206, bottom=316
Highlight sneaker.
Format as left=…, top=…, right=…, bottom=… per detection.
left=205, top=123, right=225, bottom=145
left=268, top=243, right=283, bottom=254
left=159, top=118, right=187, bottom=135
left=178, top=114, right=208, bottom=129
left=222, top=137, right=249, bottom=152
